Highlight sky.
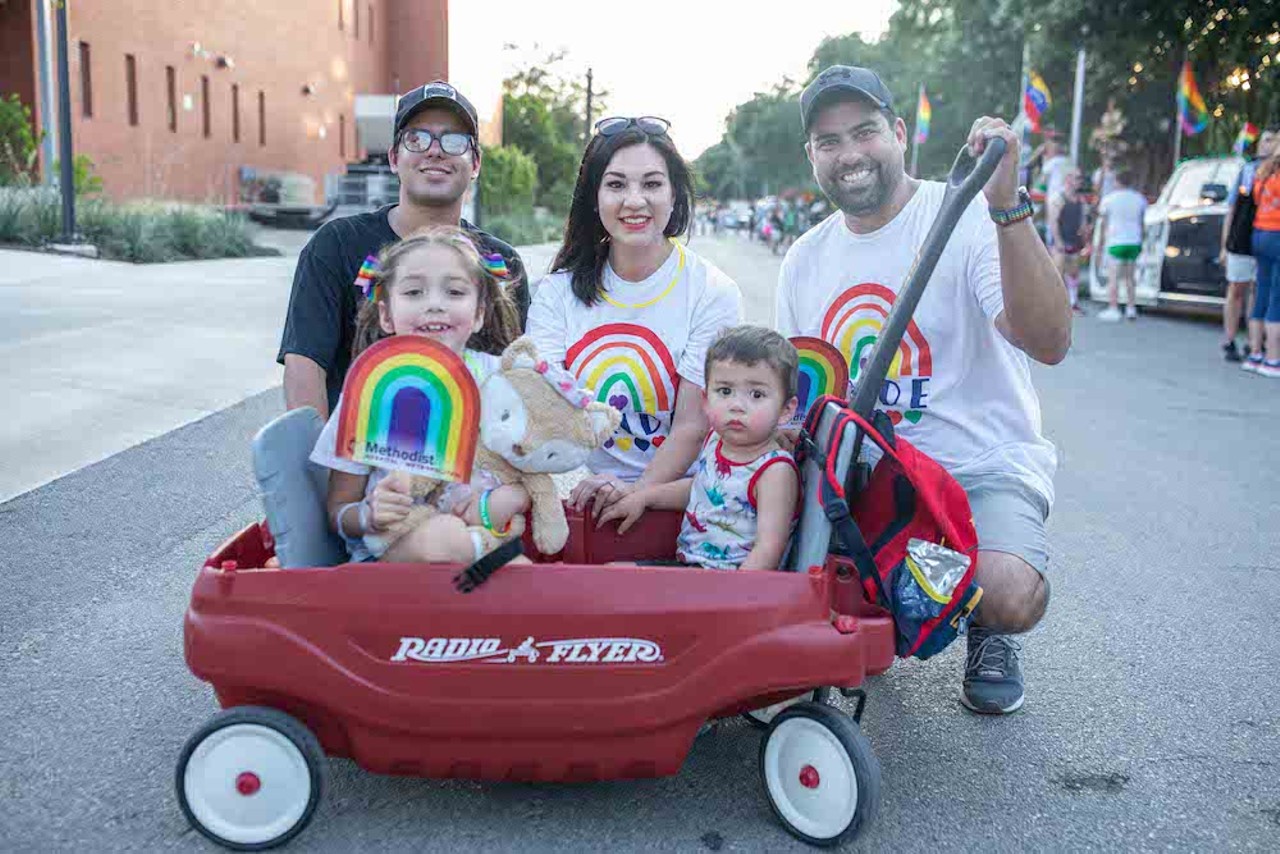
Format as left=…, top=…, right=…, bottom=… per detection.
left=451, top=0, right=896, bottom=159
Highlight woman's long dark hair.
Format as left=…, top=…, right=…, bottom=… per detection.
left=550, top=127, right=695, bottom=306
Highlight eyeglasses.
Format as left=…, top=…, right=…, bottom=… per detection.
left=594, top=116, right=671, bottom=137
left=399, top=128, right=474, bottom=156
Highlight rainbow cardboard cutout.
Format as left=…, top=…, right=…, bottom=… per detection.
left=336, top=336, right=480, bottom=482
left=787, top=337, right=850, bottom=427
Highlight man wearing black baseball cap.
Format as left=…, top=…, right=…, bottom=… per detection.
left=279, top=80, right=529, bottom=419
left=778, top=65, right=1072, bottom=716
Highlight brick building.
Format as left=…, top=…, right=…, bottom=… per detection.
left=0, top=0, right=460, bottom=204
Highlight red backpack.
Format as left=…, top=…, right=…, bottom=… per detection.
left=800, top=396, right=984, bottom=660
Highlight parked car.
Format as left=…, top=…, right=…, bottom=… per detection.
left=1087, top=156, right=1244, bottom=312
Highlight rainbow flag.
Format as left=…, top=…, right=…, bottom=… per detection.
left=1234, top=122, right=1259, bottom=154
left=1177, top=61, right=1208, bottom=136
left=1023, top=71, right=1051, bottom=132
left=915, top=88, right=932, bottom=144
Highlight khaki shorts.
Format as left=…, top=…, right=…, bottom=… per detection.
left=954, top=473, right=1050, bottom=577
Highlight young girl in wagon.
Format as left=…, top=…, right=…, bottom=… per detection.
left=309, top=227, right=527, bottom=563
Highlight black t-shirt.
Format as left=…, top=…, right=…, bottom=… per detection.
left=276, top=205, right=529, bottom=412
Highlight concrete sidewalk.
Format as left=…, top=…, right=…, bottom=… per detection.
left=0, top=240, right=560, bottom=503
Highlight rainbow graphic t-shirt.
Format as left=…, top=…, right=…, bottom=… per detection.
left=775, top=181, right=1058, bottom=507
left=527, top=245, right=743, bottom=479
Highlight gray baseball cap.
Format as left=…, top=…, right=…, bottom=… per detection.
left=800, top=65, right=895, bottom=132
left=393, top=80, right=479, bottom=138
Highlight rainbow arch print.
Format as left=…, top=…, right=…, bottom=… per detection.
left=565, top=323, right=678, bottom=416
left=820, top=282, right=933, bottom=425
left=335, top=336, right=480, bottom=482
left=787, top=337, right=849, bottom=428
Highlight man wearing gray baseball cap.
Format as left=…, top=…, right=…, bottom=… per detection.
left=279, top=80, right=529, bottom=419
left=778, top=65, right=1072, bottom=715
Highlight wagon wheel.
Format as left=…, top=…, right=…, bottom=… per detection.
left=742, top=687, right=835, bottom=730
left=759, top=701, right=881, bottom=847
left=176, top=706, right=325, bottom=851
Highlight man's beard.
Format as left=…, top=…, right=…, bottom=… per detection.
left=817, top=160, right=898, bottom=217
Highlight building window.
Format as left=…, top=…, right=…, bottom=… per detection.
left=339, top=114, right=346, bottom=158
left=337, top=0, right=344, bottom=30
left=231, top=84, right=240, bottom=143
left=201, top=75, right=210, bottom=138
left=125, top=54, right=138, bottom=126
left=258, top=90, right=266, bottom=146
left=368, top=5, right=374, bottom=43
left=166, top=66, right=177, bottom=132
left=78, top=42, right=92, bottom=117
left=353, top=3, right=359, bottom=38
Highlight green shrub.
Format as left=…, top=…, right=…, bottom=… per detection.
left=22, top=188, right=60, bottom=244
left=0, top=188, right=27, bottom=242
left=0, top=184, right=274, bottom=261
left=478, top=144, right=538, bottom=216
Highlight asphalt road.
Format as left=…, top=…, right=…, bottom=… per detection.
left=2, top=233, right=1278, bottom=852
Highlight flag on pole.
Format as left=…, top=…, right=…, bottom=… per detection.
left=1023, top=71, right=1051, bottom=132
left=1177, top=61, right=1209, bottom=136
left=916, top=87, right=936, bottom=143
left=915, top=88, right=932, bottom=144
left=1233, top=122, right=1259, bottom=154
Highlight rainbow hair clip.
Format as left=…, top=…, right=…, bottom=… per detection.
left=354, top=254, right=381, bottom=301
left=482, top=252, right=509, bottom=278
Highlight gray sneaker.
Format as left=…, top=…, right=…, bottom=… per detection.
left=960, top=626, right=1024, bottom=714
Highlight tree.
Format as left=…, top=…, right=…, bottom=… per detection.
left=0, top=94, right=38, bottom=186
left=698, top=0, right=1280, bottom=195
left=501, top=49, right=605, bottom=213
left=478, top=144, right=537, bottom=216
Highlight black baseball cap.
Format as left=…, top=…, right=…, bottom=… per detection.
left=800, top=65, right=894, bottom=132
left=393, top=80, right=479, bottom=139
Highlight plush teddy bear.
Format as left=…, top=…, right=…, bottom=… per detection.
left=375, top=337, right=619, bottom=560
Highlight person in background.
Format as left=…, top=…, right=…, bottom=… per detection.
left=1095, top=169, right=1147, bottom=322
left=1221, top=129, right=1278, bottom=362
left=1244, top=129, right=1280, bottom=377
left=1046, top=168, right=1087, bottom=313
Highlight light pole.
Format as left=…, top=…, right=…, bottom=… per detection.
left=1069, top=26, right=1088, bottom=165
left=55, top=0, right=76, bottom=242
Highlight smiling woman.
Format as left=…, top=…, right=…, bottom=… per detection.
left=526, top=118, right=743, bottom=516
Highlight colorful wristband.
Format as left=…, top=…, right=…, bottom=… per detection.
left=477, top=489, right=511, bottom=537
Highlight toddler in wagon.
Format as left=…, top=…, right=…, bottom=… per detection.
left=599, top=325, right=801, bottom=570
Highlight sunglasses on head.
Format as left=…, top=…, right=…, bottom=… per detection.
left=594, top=116, right=671, bottom=138
left=399, top=128, right=474, bottom=157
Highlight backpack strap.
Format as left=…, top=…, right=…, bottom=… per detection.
left=817, top=410, right=891, bottom=608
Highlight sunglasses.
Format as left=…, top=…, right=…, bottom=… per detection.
left=399, top=128, right=474, bottom=157
left=594, top=116, right=671, bottom=137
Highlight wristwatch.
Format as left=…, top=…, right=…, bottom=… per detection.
left=990, top=186, right=1034, bottom=227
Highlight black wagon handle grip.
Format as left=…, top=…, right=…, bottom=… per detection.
left=945, top=135, right=1007, bottom=201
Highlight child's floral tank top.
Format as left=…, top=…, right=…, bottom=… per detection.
left=676, top=436, right=799, bottom=570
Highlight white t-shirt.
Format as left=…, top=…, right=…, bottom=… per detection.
left=310, top=348, right=502, bottom=507
left=776, top=182, right=1057, bottom=506
left=527, top=242, right=743, bottom=481
left=1099, top=188, right=1147, bottom=248
left=1041, top=154, right=1072, bottom=200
